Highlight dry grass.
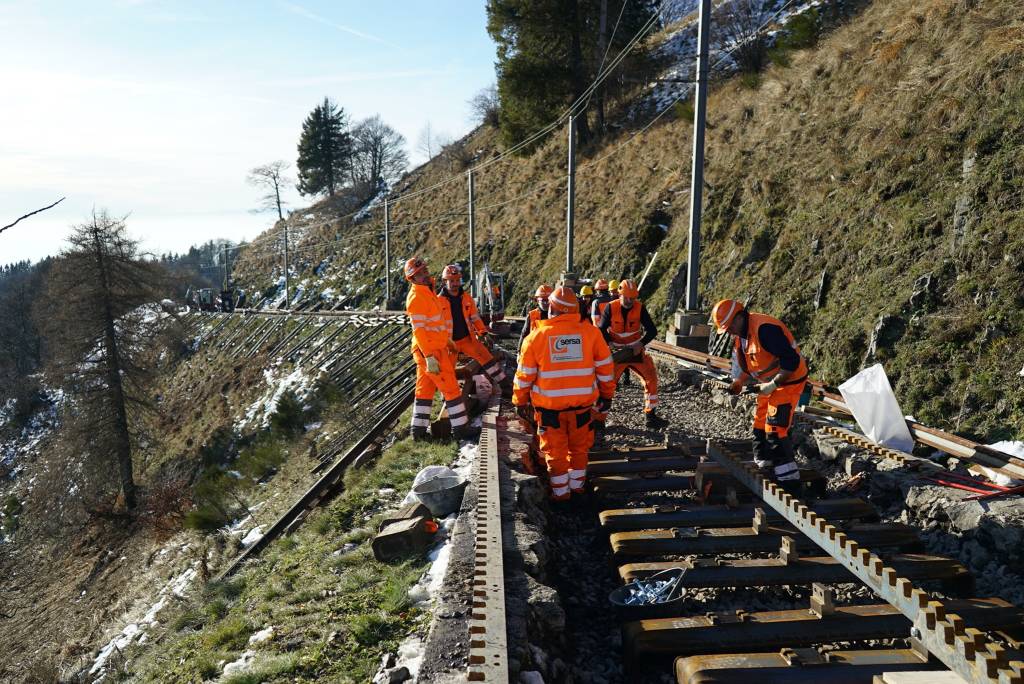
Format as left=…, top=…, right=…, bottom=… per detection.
left=232, top=0, right=1024, bottom=439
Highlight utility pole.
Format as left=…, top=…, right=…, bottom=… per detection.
left=685, top=0, right=711, bottom=312
left=222, top=242, right=229, bottom=291
left=467, top=170, right=476, bottom=296
left=566, top=114, right=576, bottom=274
left=283, top=223, right=290, bottom=308
left=384, top=195, right=391, bottom=307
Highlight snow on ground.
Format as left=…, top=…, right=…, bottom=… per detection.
left=89, top=550, right=198, bottom=679
left=393, top=441, right=478, bottom=679
left=646, top=0, right=825, bottom=113
left=0, top=387, right=63, bottom=482
left=237, top=366, right=314, bottom=430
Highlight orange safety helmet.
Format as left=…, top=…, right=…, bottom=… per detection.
left=548, top=286, right=578, bottom=314
left=404, top=257, right=428, bottom=281
left=711, top=299, right=745, bottom=334
left=595, top=278, right=609, bottom=292
left=441, top=264, right=462, bottom=282
left=534, top=284, right=553, bottom=300
left=618, top=279, right=639, bottom=298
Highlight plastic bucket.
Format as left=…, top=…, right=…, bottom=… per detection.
left=412, top=476, right=468, bottom=517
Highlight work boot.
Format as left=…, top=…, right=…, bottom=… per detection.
left=411, top=427, right=429, bottom=442
left=645, top=410, right=669, bottom=430
left=453, top=423, right=479, bottom=441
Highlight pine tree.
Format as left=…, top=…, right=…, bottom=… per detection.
left=296, top=97, right=352, bottom=197
left=486, top=0, right=654, bottom=150
left=36, top=212, right=172, bottom=512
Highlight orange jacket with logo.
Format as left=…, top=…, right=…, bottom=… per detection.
left=734, top=313, right=808, bottom=386
left=406, top=282, right=451, bottom=355
left=513, top=314, right=615, bottom=410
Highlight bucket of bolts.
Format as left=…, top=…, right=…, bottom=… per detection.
left=608, top=567, right=687, bottom=619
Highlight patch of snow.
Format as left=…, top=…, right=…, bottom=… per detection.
left=222, top=650, right=257, bottom=677
left=241, top=526, right=264, bottom=547
left=237, top=367, right=313, bottom=430
left=249, top=626, right=275, bottom=645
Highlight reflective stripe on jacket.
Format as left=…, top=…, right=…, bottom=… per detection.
left=406, top=282, right=451, bottom=354
left=606, top=299, right=643, bottom=345
left=513, top=314, right=615, bottom=411
left=733, top=312, right=808, bottom=385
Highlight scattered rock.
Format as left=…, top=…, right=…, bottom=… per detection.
left=372, top=665, right=411, bottom=684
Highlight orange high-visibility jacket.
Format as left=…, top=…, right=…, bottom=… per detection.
left=605, top=299, right=644, bottom=345
left=513, top=314, right=615, bottom=410
left=734, top=313, right=809, bottom=386
left=442, top=289, right=487, bottom=337
left=406, top=282, right=452, bottom=355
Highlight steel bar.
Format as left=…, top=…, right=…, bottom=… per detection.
left=589, top=456, right=700, bottom=476
left=609, top=523, right=920, bottom=557
left=282, top=320, right=331, bottom=360
left=618, top=554, right=971, bottom=588
left=627, top=598, right=1024, bottom=656
left=215, top=313, right=252, bottom=350
left=300, top=322, right=350, bottom=366
left=197, top=313, right=234, bottom=344
left=674, top=648, right=939, bottom=684
left=705, top=440, right=1023, bottom=683
left=599, top=498, right=876, bottom=532
left=216, top=385, right=414, bottom=580
left=589, top=444, right=695, bottom=462
left=592, top=474, right=695, bottom=493
left=232, top=317, right=274, bottom=352
left=266, top=317, right=311, bottom=357
left=247, top=316, right=290, bottom=358
left=468, top=401, right=509, bottom=681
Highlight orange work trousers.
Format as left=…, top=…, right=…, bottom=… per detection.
left=452, top=335, right=507, bottom=383
left=593, top=352, right=658, bottom=424
left=534, top=407, right=594, bottom=500
left=413, top=347, right=462, bottom=403
left=753, top=380, right=806, bottom=438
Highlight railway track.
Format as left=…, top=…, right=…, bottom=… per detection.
left=183, top=310, right=1024, bottom=681
left=475, top=361, right=1024, bottom=683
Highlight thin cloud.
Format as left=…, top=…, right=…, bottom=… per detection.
left=281, top=2, right=400, bottom=49
left=260, top=69, right=454, bottom=88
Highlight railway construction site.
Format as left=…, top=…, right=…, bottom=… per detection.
left=11, top=307, right=1014, bottom=684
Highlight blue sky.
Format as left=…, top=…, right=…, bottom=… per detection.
left=0, top=1, right=497, bottom=263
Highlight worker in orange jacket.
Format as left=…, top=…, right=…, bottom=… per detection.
left=513, top=286, right=615, bottom=501
left=438, top=264, right=510, bottom=392
left=712, top=299, right=809, bottom=494
left=590, top=278, right=613, bottom=325
left=597, top=279, right=668, bottom=430
left=517, top=283, right=553, bottom=355
left=404, top=257, right=471, bottom=441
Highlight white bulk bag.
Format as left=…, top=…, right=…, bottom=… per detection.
left=838, top=364, right=915, bottom=453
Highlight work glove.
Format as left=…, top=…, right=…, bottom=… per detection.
left=756, top=379, right=779, bottom=396
left=425, top=355, right=441, bottom=374
left=595, top=396, right=612, bottom=414
left=629, top=341, right=644, bottom=353
left=515, top=404, right=533, bottom=422
left=728, top=379, right=745, bottom=396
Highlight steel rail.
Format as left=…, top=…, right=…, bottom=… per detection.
left=649, top=340, right=1024, bottom=480
left=705, top=439, right=1024, bottom=684
left=216, top=386, right=414, bottom=580
left=468, top=401, right=509, bottom=681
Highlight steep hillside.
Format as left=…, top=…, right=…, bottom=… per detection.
left=233, top=0, right=1024, bottom=441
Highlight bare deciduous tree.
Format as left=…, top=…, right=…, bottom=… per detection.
left=247, top=161, right=292, bottom=221
left=349, top=115, right=409, bottom=200
left=468, top=83, right=500, bottom=128
left=36, top=212, right=172, bottom=513
left=713, top=0, right=773, bottom=74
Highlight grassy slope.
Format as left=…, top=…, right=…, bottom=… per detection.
left=234, top=0, right=1023, bottom=441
